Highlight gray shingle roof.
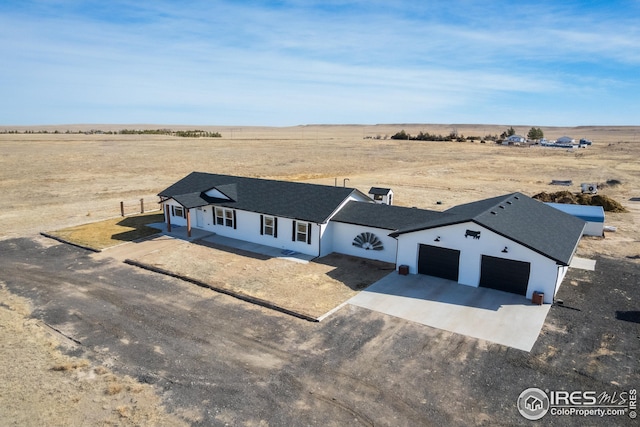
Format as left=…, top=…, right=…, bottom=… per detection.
left=159, top=172, right=365, bottom=223
left=368, top=187, right=392, bottom=195
left=390, top=192, right=585, bottom=265
left=331, top=201, right=448, bottom=230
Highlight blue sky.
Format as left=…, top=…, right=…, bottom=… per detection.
left=1, top=0, right=639, bottom=126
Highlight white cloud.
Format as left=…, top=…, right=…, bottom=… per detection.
left=0, top=0, right=638, bottom=125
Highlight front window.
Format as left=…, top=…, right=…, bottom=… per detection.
left=225, top=209, right=234, bottom=227
left=264, top=216, right=275, bottom=236
left=214, top=207, right=235, bottom=228
left=296, top=222, right=308, bottom=242
left=173, top=206, right=184, bottom=217
left=215, top=208, right=224, bottom=225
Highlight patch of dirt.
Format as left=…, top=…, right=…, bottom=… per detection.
left=123, top=238, right=394, bottom=319
left=0, top=283, right=188, bottom=427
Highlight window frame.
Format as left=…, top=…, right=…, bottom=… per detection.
left=263, top=215, right=275, bottom=236
left=214, top=207, right=236, bottom=228
left=296, top=222, right=308, bottom=243
left=214, top=207, right=225, bottom=225
left=172, top=205, right=184, bottom=218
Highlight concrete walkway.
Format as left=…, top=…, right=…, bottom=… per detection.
left=199, top=234, right=316, bottom=263
left=147, top=223, right=214, bottom=242
left=148, top=222, right=315, bottom=263
left=570, top=256, right=597, bottom=271
left=348, top=273, right=551, bottom=352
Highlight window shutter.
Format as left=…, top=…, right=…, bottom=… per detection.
left=292, top=221, right=296, bottom=241
left=183, top=208, right=187, bottom=219
left=260, top=215, right=264, bottom=235
left=274, top=217, right=278, bottom=238
left=233, top=210, right=237, bottom=229
left=307, top=222, right=312, bottom=244
left=171, top=206, right=175, bottom=216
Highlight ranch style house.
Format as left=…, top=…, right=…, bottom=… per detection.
left=159, top=172, right=586, bottom=304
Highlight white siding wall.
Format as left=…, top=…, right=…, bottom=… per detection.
left=163, top=200, right=188, bottom=227
left=318, top=195, right=377, bottom=257
left=319, top=222, right=334, bottom=257
left=554, top=265, right=569, bottom=296
left=190, top=206, right=321, bottom=257
left=395, top=221, right=563, bottom=303
left=328, top=222, right=397, bottom=263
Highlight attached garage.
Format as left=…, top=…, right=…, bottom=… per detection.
left=391, top=192, right=586, bottom=304
left=479, top=255, right=530, bottom=296
left=418, top=245, right=460, bottom=281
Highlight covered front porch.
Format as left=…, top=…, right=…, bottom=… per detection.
left=160, top=200, right=207, bottom=239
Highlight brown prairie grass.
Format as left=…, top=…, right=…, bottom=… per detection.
left=116, top=405, right=131, bottom=418
left=48, top=212, right=164, bottom=250
left=106, top=382, right=124, bottom=395
left=94, top=366, right=109, bottom=375
left=51, top=359, right=90, bottom=371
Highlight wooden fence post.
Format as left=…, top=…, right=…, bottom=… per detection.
left=120, top=201, right=125, bottom=217
left=140, top=198, right=144, bottom=213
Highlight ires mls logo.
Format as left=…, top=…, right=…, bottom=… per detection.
left=517, top=388, right=550, bottom=420
left=518, top=387, right=636, bottom=420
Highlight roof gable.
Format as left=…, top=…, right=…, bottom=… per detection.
left=391, top=192, right=585, bottom=265
left=204, top=184, right=237, bottom=201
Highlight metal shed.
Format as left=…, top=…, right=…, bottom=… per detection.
left=545, top=203, right=605, bottom=236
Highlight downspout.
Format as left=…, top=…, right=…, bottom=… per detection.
left=392, top=234, right=399, bottom=271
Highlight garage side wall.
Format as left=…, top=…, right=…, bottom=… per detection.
left=328, top=222, right=397, bottom=263
left=395, top=222, right=562, bottom=302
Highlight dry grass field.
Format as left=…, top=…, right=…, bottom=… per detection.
left=1, top=124, right=639, bottom=424
left=2, top=124, right=639, bottom=257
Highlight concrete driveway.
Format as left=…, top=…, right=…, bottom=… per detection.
left=348, top=273, right=551, bottom=351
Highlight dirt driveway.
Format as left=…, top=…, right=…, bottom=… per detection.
left=1, top=237, right=638, bottom=426
left=92, top=234, right=395, bottom=319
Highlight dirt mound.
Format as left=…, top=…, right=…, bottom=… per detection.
left=533, top=191, right=577, bottom=203
left=588, top=195, right=628, bottom=212
left=532, top=191, right=627, bottom=212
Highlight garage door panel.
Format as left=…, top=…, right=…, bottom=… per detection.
left=479, top=255, right=529, bottom=296
left=418, top=245, right=460, bottom=281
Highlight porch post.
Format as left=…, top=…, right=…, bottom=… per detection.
left=165, top=204, right=172, bottom=232
left=186, top=209, right=192, bottom=237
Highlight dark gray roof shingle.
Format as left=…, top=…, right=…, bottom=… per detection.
left=368, top=187, right=392, bottom=195
left=159, top=172, right=365, bottom=223
left=390, top=192, right=585, bottom=265
left=331, top=201, right=449, bottom=230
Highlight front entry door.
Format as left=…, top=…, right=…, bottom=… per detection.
left=196, top=207, right=204, bottom=228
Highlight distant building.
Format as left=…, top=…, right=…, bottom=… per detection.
left=556, top=136, right=575, bottom=144
left=368, top=187, right=393, bottom=205
left=503, top=135, right=526, bottom=145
